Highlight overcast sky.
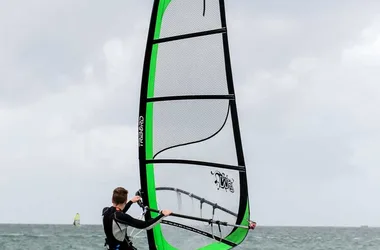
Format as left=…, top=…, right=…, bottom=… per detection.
left=1, top=0, right=380, bottom=227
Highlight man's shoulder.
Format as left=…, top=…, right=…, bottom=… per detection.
left=102, top=206, right=114, bottom=215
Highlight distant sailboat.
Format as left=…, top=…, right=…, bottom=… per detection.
left=73, top=213, right=80, bottom=226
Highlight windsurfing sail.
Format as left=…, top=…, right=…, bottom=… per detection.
left=73, top=213, right=80, bottom=226
left=137, top=0, right=251, bottom=249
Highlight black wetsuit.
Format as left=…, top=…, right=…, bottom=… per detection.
left=102, top=201, right=165, bottom=250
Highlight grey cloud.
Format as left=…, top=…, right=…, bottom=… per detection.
left=227, top=0, right=380, bottom=74
left=0, top=0, right=150, bottom=107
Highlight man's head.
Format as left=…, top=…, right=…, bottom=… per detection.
left=112, top=187, right=129, bottom=206
left=249, top=221, right=257, bottom=230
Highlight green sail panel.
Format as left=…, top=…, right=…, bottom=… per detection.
left=138, top=0, right=250, bottom=249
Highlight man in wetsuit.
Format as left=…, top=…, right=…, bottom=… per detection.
left=102, top=187, right=172, bottom=250
left=249, top=221, right=257, bottom=230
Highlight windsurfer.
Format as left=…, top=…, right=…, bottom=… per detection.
left=249, top=221, right=257, bottom=230
left=102, top=187, right=172, bottom=250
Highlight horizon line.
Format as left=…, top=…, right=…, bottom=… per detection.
left=0, top=223, right=377, bottom=228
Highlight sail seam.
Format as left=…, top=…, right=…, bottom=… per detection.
left=153, top=104, right=231, bottom=158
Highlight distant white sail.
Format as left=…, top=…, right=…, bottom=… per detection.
left=73, top=213, right=80, bottom=226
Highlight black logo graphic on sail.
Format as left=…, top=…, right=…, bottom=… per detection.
left=211, top=170, right=234, bottom=193
left=138, top=116, right=144, bottom=147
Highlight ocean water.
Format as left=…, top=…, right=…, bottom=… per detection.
left=0, top=224, right=379, bottom=250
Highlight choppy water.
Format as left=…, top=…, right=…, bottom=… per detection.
left=0, top=224, right=379, bottom=249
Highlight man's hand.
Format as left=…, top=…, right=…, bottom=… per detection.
left=130, top=196, right=141, bottom=203
left=160, top=209, right=172, bottom=216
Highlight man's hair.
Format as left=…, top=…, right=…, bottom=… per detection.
left=112, top=187, right=129, bottom=204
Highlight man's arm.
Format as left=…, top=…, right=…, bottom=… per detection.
left=115, top=212, right=166, bottom=230
left=123, top=200, right=133, bottom=213
left=122, top=195, right=142, bottom=213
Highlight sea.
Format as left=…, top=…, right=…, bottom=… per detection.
left=0, top=224, right=379, bottom=250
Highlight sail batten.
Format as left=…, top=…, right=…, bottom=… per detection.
left=146, top=159, right=245, bottom=172
left=147, top=94, right=234, bottom=102
left=138, top=0, right=250, bottom=249
left=153, top=28, right=226, bottom=44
